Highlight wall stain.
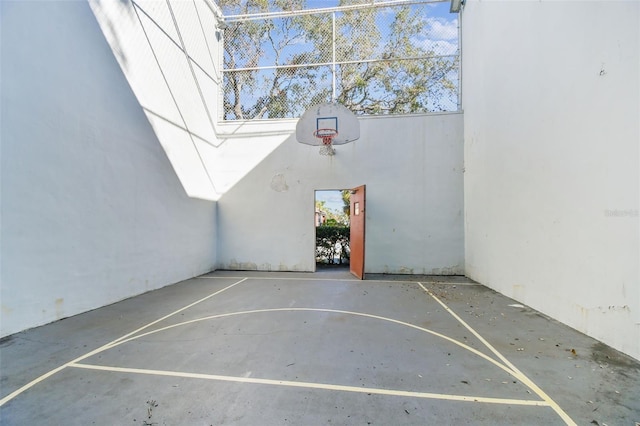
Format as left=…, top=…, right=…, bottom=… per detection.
left=596, top=305, right=630, bottom=313
left=55, top=298, right=64, bottom=320
left=427, top=265, right=461, bottom=275
left=227, top=259, right=258, bottom=270
left=1, top=304, right=13, bottom=316
left=512, top=284, right=525, bottom=301
left=270, top=174, right=289, bottom=192
left=259, top=263, right=272, bottom=271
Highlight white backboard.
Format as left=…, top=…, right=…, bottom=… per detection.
left=296, top=103, right=360, bottom=146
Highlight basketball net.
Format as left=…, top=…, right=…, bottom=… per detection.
left=315, top=129, right=337, bottom=156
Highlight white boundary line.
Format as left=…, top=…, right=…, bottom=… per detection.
left=197, top=276, right=359, bottom=282
left=69, top=362, right=550, bottom=407
left=418, top=282, right=577, bottom=426
left=0, top=278, right=247, bottom=407
left=198, top=275, right=479, bottom=285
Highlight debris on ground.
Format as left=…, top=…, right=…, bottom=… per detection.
left=141, top=400, right=159, bottom=425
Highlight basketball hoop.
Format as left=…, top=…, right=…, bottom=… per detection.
left=296, top=102, right=360, bottom=156
left=314, top=128, right=338, bottom=156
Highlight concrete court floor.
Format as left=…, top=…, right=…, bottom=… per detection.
left=0, top=270, right=638, bottom=425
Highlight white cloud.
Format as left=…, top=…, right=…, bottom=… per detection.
left=412, top=16, right=458, bottom=55
left=425, top=17, right=459, bottom=41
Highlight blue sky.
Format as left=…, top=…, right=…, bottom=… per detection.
left=316, top=190, right=345, bottom=212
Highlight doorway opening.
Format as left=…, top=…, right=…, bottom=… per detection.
left=315, top=190, right=351, bottom=270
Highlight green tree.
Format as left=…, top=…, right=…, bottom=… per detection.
left=220, top=0, right=458, bottom=119
left=341, top=190, right=350, bottom=218
left=317, top=206, right=349, bottom=226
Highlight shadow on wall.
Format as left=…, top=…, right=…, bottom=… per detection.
left=0, top=0, right=217, bottom=337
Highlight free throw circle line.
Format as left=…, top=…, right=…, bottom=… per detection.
left=100, top=307, right=523, bottom=380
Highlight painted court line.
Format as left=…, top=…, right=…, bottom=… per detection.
left=69, top=363, right=549, bottom=407
left=198, top=275, right=479, bottom=286
left=369, top=280, right=479, bottom=286
left=197, top=275, right=360, bottom=282
left=96, top=307, right=523, bottom=378
left=418, top=282, right=577, bottom=426
left=1, top=275, right=564, bottom=424
left=0, top=278, right=248, bottom=407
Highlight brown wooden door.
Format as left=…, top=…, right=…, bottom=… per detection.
left=349, top=185, right=366, bottom=279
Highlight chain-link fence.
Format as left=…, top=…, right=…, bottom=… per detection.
left=220, top=0, right=460, bottom=121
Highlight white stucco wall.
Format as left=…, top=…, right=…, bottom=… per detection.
left=217, top=113, right=464, bottom=275
left=0, top=1, right=216, bottom=337
left=462, top=1, right=639, bottom=359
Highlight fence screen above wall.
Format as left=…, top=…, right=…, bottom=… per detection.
left=219, top=0, right=460, bottom=121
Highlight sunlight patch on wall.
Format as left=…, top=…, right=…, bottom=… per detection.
left=89, top=0, right=290, bottom=201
